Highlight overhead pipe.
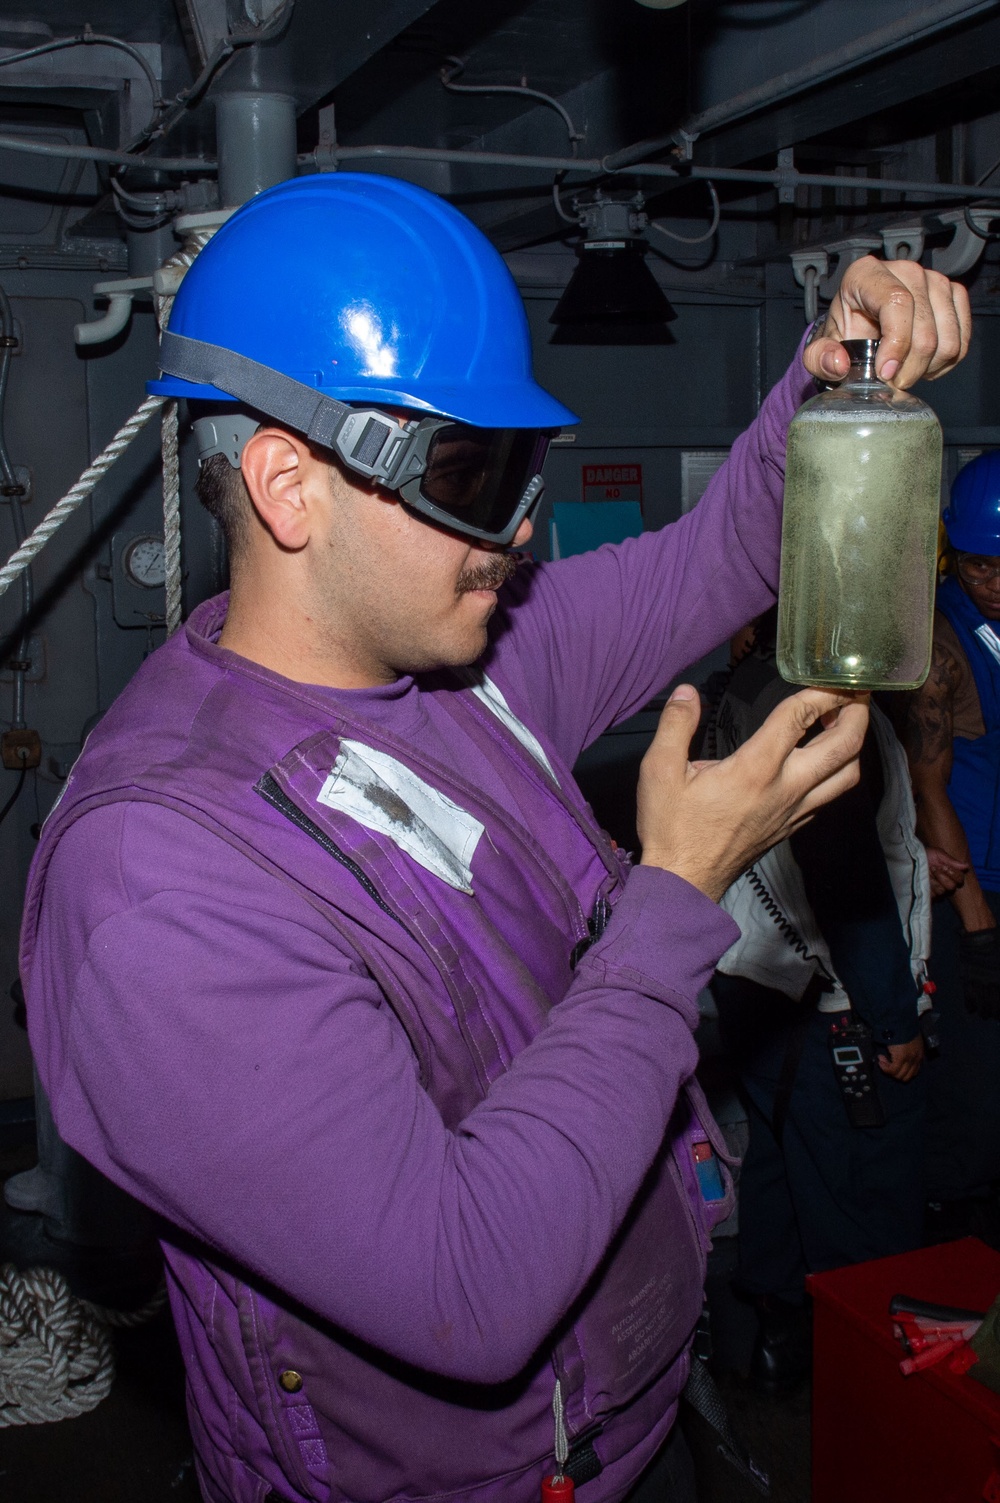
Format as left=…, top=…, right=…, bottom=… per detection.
left=0, top=132, right=212, bottom=170
left=604, top=0, right=1000, bottom=171
left=310, top=142, right=611, bottom=176
left=1, top=124, right=999, bottom=207
left=313, top=142, right=1000, bottom=203
left=684, top=162, right=1000, bottom=199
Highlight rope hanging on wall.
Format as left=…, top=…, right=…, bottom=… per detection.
left=0, top=221, right=220, bottom=614
left=0, top=395, right=164, bottom=603
left=161, top=400, right=182, bottom=635
left=153, top=223, right=218, bottom=636
left=0, top=1262, right=166, bottom=1427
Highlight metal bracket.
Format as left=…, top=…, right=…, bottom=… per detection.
left=776, top=148, right=796, bottom=205
left=814, top=236, right=883, bottom=301
left=791, top=236, right=882, bottom=323
left=791, top=249, right=829, bottom=286
left=75, top=208, right=235, bottom=345
left=670, top=128, right=697, bottom=163
left=931, top=206, right=999, bottom=276
left=0, top=465, right=32, bottom=502
left=791, top=249, right=828, bottom=324
left=175, top=0, right=228, bottom=70
left=881, top=224, right=925, bottom=261
left=313, top=103, right=339, bottom=171
left=74, top=274, right=155, bottom=345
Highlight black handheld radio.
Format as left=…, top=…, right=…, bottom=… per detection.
left=827, top=1014, right=886, bottom=1129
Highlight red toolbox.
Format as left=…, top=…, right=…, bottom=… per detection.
left=809, top=1238, right=1000, bottom=1503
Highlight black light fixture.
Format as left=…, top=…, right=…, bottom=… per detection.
left=550, top=193, right=677, bottom=345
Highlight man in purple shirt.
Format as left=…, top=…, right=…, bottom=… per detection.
left=20, top=176, right=968, bottom=1503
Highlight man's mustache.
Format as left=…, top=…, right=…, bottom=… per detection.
left=457, top=553, right=518, bottom=594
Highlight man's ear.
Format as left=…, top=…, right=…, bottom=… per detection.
left=240, top=428, right=318, bottom=551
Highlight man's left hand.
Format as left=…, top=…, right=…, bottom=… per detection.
left=803, top=257, right=971, bottom=390
left=877, top=1033, right=925, bottom=1083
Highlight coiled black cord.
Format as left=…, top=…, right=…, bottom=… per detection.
left=742, top=861, right=835, bottom=982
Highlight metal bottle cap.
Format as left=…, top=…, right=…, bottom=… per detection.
left=842, top=338, right=880, bottom=380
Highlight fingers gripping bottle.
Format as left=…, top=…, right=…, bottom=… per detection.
left=777, top=338, right=943, bottom=690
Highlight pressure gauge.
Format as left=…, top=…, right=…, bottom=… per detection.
left=122, top=534, right=166, bottom=589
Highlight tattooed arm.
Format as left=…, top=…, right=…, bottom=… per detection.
left=903, top=638, right=996, bottom=932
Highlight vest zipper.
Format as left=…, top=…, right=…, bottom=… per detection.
left=569, top=894, right=611, bottom=969
left=255, top=772, right=405, bottom=930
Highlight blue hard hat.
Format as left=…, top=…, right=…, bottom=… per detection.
left=149, top=173, right=577, bottom=431
left=943, top=451, right=1000, bottom=555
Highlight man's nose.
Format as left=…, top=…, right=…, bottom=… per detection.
left=512, top=516, right=534, bottom=548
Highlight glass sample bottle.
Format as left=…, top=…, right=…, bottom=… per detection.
left=777, top=338, right=943, bottom=691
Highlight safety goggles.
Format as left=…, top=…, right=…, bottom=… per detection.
left=332, top=411, right=550, bottom=545
left=193, top=406, right=549, bottom=547
left=956, top=553, right=1000, bottom=585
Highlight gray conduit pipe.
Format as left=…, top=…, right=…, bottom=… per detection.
left=3, top=128, right=1000, bottom=206
left=685, top=164, right=1000, bottom=198
left=0, top=133, right=211, bottom=171
left=321, top=143, right=1000, bottom=202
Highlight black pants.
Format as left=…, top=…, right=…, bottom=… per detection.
left=926, top=890, right=1000, bottom=1200
left=714, top=977, right=926, bottom=1302
left=622, top=1423, right=697, bottom=1503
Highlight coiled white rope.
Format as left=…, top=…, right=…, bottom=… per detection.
left=0, top=1262, right=166, bottom=1426
left=0, top=395, right=164, bottom=603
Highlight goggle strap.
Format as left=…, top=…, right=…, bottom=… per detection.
left=159, top=331, right=353, bottom=449
left=160, top=330, right=442, bottom=490
left=163, top=332, right=546, bottom=540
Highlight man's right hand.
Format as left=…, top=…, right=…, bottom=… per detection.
left=803, top=257, right=970, bottom=388
left=637, top=683, right=868, bottom=903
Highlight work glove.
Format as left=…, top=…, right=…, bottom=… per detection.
left=959, top=928, right=1000, bottom=1019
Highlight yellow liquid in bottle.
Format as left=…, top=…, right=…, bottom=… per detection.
left=777, top=404, right=942, bottom=691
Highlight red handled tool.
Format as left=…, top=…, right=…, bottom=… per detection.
left=889, top=1294, right=984, bottom=1378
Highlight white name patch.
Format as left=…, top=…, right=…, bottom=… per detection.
left=317, top=740, right=484, bottom=894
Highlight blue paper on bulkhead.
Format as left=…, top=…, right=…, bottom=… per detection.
left=549, top=501, right=643, bottom=560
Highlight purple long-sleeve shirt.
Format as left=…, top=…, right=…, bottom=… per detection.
left=21, top=344, right=811, bottom=1503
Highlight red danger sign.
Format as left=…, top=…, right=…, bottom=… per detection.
left=582, top=463, right=643, bottom=505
